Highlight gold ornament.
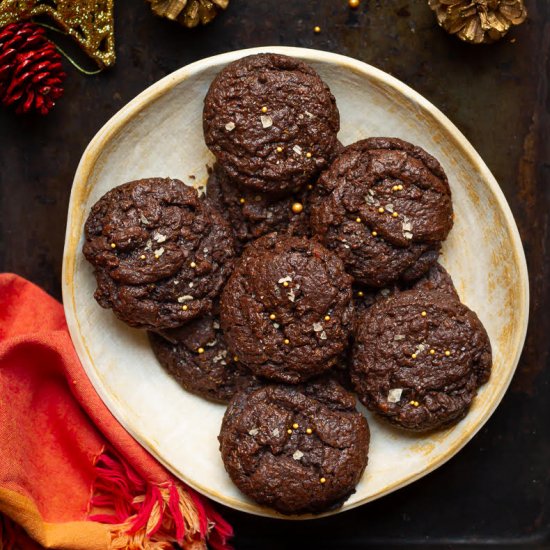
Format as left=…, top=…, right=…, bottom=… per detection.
left=0, top=0, right=115, bottom=68
left=148, top=0, right=229, bottom=28
left=428, top=0, right=527, bottom=44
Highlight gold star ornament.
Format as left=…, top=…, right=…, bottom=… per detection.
left=0, top=0, right=115, bottom=68
left=148, top=0, right=229, bottom=28
left=428, top=0, right=527, bottom=44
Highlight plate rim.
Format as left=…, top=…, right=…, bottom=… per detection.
left=62, top=45, right=530, bottom=520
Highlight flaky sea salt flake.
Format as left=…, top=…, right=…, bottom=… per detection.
left=260, top=115, right=273, bottom=128
left=388, top=388, right=403, bottom=403
left=292, top=450, right=304, bottom=460
left=225, top=121, right=235, bottom=131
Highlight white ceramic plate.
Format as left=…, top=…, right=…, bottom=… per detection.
left=62, top=46, right=529, bottom=519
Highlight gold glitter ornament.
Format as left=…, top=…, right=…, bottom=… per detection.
left=0, top=0, right=115, bottom=68
left=148, top=0, right=229, bottom=28
left=428, top=0, right=527, bottom=44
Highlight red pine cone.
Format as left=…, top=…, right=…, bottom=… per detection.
left=0, top=22, right=66, bottom=115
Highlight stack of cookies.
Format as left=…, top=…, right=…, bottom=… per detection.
left=83, top=53, right=492, bottom=516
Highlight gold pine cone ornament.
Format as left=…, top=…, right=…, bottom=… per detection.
left=148, top=0, right=229, bottom=28
left=428, top=0, right=527, bottom=44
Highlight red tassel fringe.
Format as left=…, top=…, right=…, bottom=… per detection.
left=89, top=450, right=233, bottom=550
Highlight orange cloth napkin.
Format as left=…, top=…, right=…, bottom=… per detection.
left=0, top=273, right=233, bottom=549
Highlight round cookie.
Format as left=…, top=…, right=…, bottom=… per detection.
left=310, top=137, right=453, bottom=287
left=206, top=163, right=311, bottom=252
left=218, top=380, right=370, bottom=515
left=351, top=288, right=492, bottom=431
left=220, top=233, right=353, bottom=384
left=83, top=178, right=236, bottom=330
left=149, top=313, right=258, bottom=404
left=203, top=53, right=340, bottom=196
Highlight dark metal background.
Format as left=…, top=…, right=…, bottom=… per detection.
left=0, top=0, right=548, bottom=547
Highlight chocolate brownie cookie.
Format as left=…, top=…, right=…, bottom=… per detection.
left=203, top=53, right=340, bottom=196
left=83, top=178, right=236, bottom=330
left=220, top=233, right=353, bottom=384
left=352, top=265, right=458, bottom=336
left=310, top=138, right=453, bottom=287
left=219, top=380, right=370, bottom=515
left=408, top=262, right=459, bottom=299
left=149, top=312, right=258, bottom=404
left=351, top=288, right=492, bottom=431
left=352, top=263, right=459, bottom=328
left=206, top=163, right=311, bottom=252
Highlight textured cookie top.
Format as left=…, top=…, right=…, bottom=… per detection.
left=220, top=233, right=353, bottom=384
left=149, top=311, right=259, bottom=404
left=203, top=53, right=340, bottom=196
left=206, top=163, right=311, bottom=252
left=219, top=380, right=370, bottom=515
left=352, top=288, right=492, bottom=431
left=83, top=178, right=236, bottom=330
left=352, top=262, right=460, bottom=327
left=310, top=137, right=453, bottom=286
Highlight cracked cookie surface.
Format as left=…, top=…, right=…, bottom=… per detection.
left=149, top=308, right=259, bottom=403
left=220, top=233, right=353, bottom=383
left=83, top=178, right=236, bottom=329
left=351, top=287, right=492, bottom=431
left=206, top=163, right=311, bottom=252
left=219, top=380, right=370, bottom=515
left=203, top=53, right=340, bottom=196
left=310, top=138, right=453, bottom=287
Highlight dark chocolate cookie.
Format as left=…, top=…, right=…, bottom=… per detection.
left=219, top=380, right=370, bottom=515
left=83, top=178, right=236, bottom=330
left=149, top=312, right=258, bottom=404
left=220, top=233, right=353, bottom=384
left=310, top=138, right=453, bottom=287
left=408, top=262, right=459, bottom=299
left=203, top=53, right=340, bottom=196
left=206, top=163, right=311, bottom=252
left=352, top=262, right=459, bottom=328
left=351, top=288, right=492, bottom=431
